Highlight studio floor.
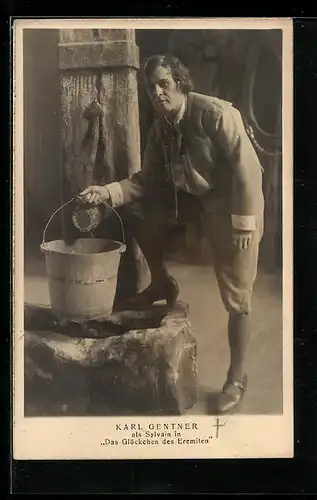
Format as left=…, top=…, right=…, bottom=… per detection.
left=23, top=251, right=284, bottom=416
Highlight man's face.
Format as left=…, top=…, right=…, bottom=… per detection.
left=145, top=65, right=184, bottom=118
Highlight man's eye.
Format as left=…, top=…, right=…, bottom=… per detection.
left=146, top=80, right=169, bottom=91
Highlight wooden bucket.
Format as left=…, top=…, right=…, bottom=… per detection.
left=40, top=198, right=126, bottom=321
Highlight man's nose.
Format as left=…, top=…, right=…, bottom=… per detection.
left=153, top=84, right=163, bottom=98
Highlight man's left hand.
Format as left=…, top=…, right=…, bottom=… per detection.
left=232, top=230, right=253, bottom=251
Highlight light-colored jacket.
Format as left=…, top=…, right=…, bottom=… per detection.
left=107, top=92, right=265, bottom=231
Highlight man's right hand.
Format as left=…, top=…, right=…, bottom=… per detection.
left=77, top=185, right=110, bottom=205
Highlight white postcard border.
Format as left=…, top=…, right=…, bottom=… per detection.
left=12, top=17, right=294, bottom=460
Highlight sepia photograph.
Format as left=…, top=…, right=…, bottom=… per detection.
left=13, top=18, right=293, bottom=460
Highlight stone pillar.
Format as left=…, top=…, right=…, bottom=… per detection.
left=59, top=29, right=141, bottom=188
left=58, top=29, right=148, bottom=304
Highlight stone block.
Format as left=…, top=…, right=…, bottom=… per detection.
left=24, top=302, right=198, bottom=416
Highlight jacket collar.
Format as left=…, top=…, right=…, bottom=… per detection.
left=162, top=95, right=188, bottom=134
left=172, top=96, right=187, bottom=126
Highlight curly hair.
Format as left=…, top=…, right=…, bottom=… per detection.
left=142, top=54, right=194, bottom=94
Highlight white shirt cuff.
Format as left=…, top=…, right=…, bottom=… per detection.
left=231, top=214, right=256, bottom=231
left=105, top=182, right=124, bottom=208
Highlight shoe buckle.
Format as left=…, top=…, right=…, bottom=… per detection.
left=223, top=378, right=246, bottom=393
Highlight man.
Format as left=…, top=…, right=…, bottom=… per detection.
left=79, top=54, right=265, bottom=414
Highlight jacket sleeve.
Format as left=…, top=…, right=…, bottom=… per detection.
left=205, top=104, right=264, bottom=231
left=106, top=123, right=164, bottom=208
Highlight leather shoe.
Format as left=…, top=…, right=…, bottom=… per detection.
left=126, top=276, right=179, bottom=310
left=216, top=375, right=248, bottom=415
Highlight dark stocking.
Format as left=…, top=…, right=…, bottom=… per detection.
left=227, top=312, right=251, bottom=383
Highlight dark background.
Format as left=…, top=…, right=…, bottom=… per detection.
left=23, top=28, right=283, bottom=272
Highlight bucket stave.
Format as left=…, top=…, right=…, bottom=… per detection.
left=41, top=238, right=126, bottom=322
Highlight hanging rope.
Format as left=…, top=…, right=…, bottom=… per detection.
left=245, top=122, right=282, bottom=158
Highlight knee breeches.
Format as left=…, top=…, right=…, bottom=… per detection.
left=203, top=213, right=264, bottom=315
left=123, top=196, right=263, bottom=315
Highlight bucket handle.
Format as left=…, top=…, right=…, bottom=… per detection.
left=41, top=196, right=126, bottom=248
left=42, top=197, right=76, bottom=246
